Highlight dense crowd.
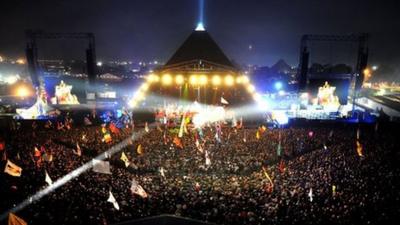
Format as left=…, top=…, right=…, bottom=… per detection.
left=0, top=117, right=399, bottom=225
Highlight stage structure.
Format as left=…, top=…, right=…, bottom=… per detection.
left=129, top=28, right=261, bottom=117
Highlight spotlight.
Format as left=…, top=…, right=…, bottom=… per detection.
left=211, top=75, right=221, bottom=86
left=253, top=93, right=261, bottom=101
left=175, top=75, right=184, bottom=85
left=241, top=75, right=250, bottom=84
left=189, top=75, right=198, bottom=85
left=161, top=74, right=172, bottom=85
left=199, top=75, right=208, bottom=85
left=274, top=81, right=283, bottom=90
left=224, top=75, right=234, bottom=86
left=147, top=74, right=159, bottom=83
left=246, top=84, right=255, bottom=93
left=140, top=83, right=149, bottom=91
left=15, top=86, right=30, bottom=97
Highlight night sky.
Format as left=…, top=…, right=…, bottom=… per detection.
left=1, top=0, right=399, bottom=69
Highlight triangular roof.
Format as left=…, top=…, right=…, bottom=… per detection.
left=164, top=30, right=236, bottom=70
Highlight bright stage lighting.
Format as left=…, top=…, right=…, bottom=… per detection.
left=15, top=86, right=30, bottom=97
left=199, top=75, right=208, bottom=85
left=275, top=81, right=283, bottom=90
left=253, top=93, right=261, bottom=101
left=246, top=84, right=255, bottom=93
left=190, top=75, right=198, bottom=85
left=161, top=74, right=172, bottom=85
left=241, top=75, right=250, bottom=84
left=175, top=75, right=184, bottom=85
left=273, top=111, right=289, bottom=125
left=147, top=74, right=159, bottom=83
left=211, top=75, right=221, bottom=86
left=224, top=75, right=234, bottom=86
left=140, top=83, right=149, bottom=92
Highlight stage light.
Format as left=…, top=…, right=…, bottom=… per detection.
left=273, top=111, right=289, bottom=125
left=16, top=86, right=30, bottom=97
left=253, top=93, right=261, bottom=101
left=246, top=84, right=255, bottom=93
left=175, top=75, right=184, bottom=85
left=16, top=58, right=25, bottom=65
left=224, top=75, right=234, bottom=86
left=199, top=75, right=208, bottom=85
left=275, top=81, right=283, bottom=90
left=147, top=74, right=159, bottom=83
left=212, top=75, right=221, bottom=86
left=241, top=75, right=250, bottom=84
left=190, top=75, right=198, bottom=85
left=128, top=99, right=137, bottom=108
left=278, top=90, right=285, bottom=96
left=96, top=61, right=102, bottom=66
left=161, top=74, right=172, bottom=85
left=140, top=83, right=149, bottom=92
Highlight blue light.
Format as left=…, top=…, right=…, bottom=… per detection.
left=195, top=22, right=205, bottom=31
left=274, top=82, right=283, bottom=90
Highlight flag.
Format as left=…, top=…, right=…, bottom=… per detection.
left=0, top=140, right=5, bottom=151
left=130, top=178, right=148, bottom=198
left=173, top=137, right=183, bottom=149
left=110, top=123, right=120, bottom=134
left=178, top=115, right=185, bottom=138
left=120, top=152, right=130, bottom=167
left=145, top=122, right=149, bottom=133
left=8, top=213, right=27, bottom=225
left=107, top=191, right=120, bottom=210
left=159, top=167, right=166, bottom=179
left=356, top=128, right=360, bottom=140
left=332, top=185, right=337, bottom=196
left=277, top=141, right=282, bottom=157
left=356, top=140, right=363, bottom=157
left=137, top=144, right=143, bottom=155
left=45, top=170, right=53, bottom=185
left=308, top=188, right=313, bottom=202
left=34, top=147, right=41, bottom=158
left=205, top=150, right=211, bottom=166
left=262, top=166, right=273, bottom=187
left=92, top=159, right=111, bottom=174
left=163, top=131, right=168, bottom=145
left=4, top=160, right=22, bottom=177
left=236, top=117, right=243, bottom=129
left=102, top=133, right=112, bottom=143
left=278, top=160, right=285, bottom=173
left=260, top=125, right=267, bottom=133
left=73, top=143, right=81, bottom=156
left=221, top=97, right=229, bottom=104
left=256, top=130, right=260, bottom=140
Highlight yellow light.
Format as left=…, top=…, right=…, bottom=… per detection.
left=16, top=58, right=25, bottom=65
left=129, top=99, right=137, bottom=108
left=224, top=75, right=234, bottom=86
left=140, top=83, right=149, bottom=91
left=246, top=84, right=255, bottom=93
left=175, top=74, right=184, bottom=85
left=199, top=75, right=208, bottom=85
left=189, top=75, right=198, bottom=85
left=241, top=75, right=250, bottom=84
left=147, top=74, right=159, bottom=83
left=363, top=68, right=371, bottom=76
left=161, top=74, right=172, bottom=85
left=212, top=75, right=221, bottom=86
left=16, top=86, right=30, bottom=97
left=135, top=91, right=145, bottom=101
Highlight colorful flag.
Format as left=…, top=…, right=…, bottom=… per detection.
left=137, top=144, right=143, bottom=155
left=145, top=122, right=149, bottom=133
left=221, top=97, right=229, bottom=104
left=8, top=213, right=27, bottom=225
left=45, top=170, right=53, bottom=185
left=4, top=160, right=22, bottom=177
left=308, top=188, right=313, bottom=202
left=262, top=166, right=273, bottom=187
left=110, top=123, right=120, bottom=134
left=205, top=150, right=211, bottom=166
left=92, top=159, right=111, bottom=174
left=120, top=152, right=130, bottom=167
left=107, top=191, right=120, bottom=210
left=256, top=130, right=260, bottom=140
left=356, top=140, right=363, bottom=157
left=102, top=133, right=112, bottom=143
left=173, top=137, right=183, bottom=149
left=130, top=178, right=148, bottom=198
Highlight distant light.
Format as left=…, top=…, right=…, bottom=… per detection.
left=16, top=86, right=30, bottom=97
left=97, top=61, right=103, bottom=66
left=224, top=75, right=234, bottom=86
left=363, top=68, right=371, bottom=76
left=4, top=75, right=20, bottom=84
left=278, top=90, right=285, bottom=96
left=246, top=84, right=255, bottom=93
left=16, top=58, right=25, bottom=65
left=161, top=74, right=172, bottom=85
left=147, top=74, right=159, bottom=83
left=211, top=75, right=221, bottom=86
left=241, top=76, right=250, bottom=84
left=199, top=75, right=208, bottom=85
left=195, top=22, right=205, bottom=31
left=140, top=83, right=149, bottom=92
left=274, top=81, right=283, bottom=90
left=273, top=111, right=289, bottom=125
left=190, top=75, right=199, bottom=85
left=175, top=75, right=184, bottom=85
left=372, top=65, right=378, bottom=71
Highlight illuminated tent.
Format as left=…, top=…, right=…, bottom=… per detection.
left=130, top=29, right=258, bottom=108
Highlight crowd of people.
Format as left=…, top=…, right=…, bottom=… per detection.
left=0, top=115, right=399, bottom=225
